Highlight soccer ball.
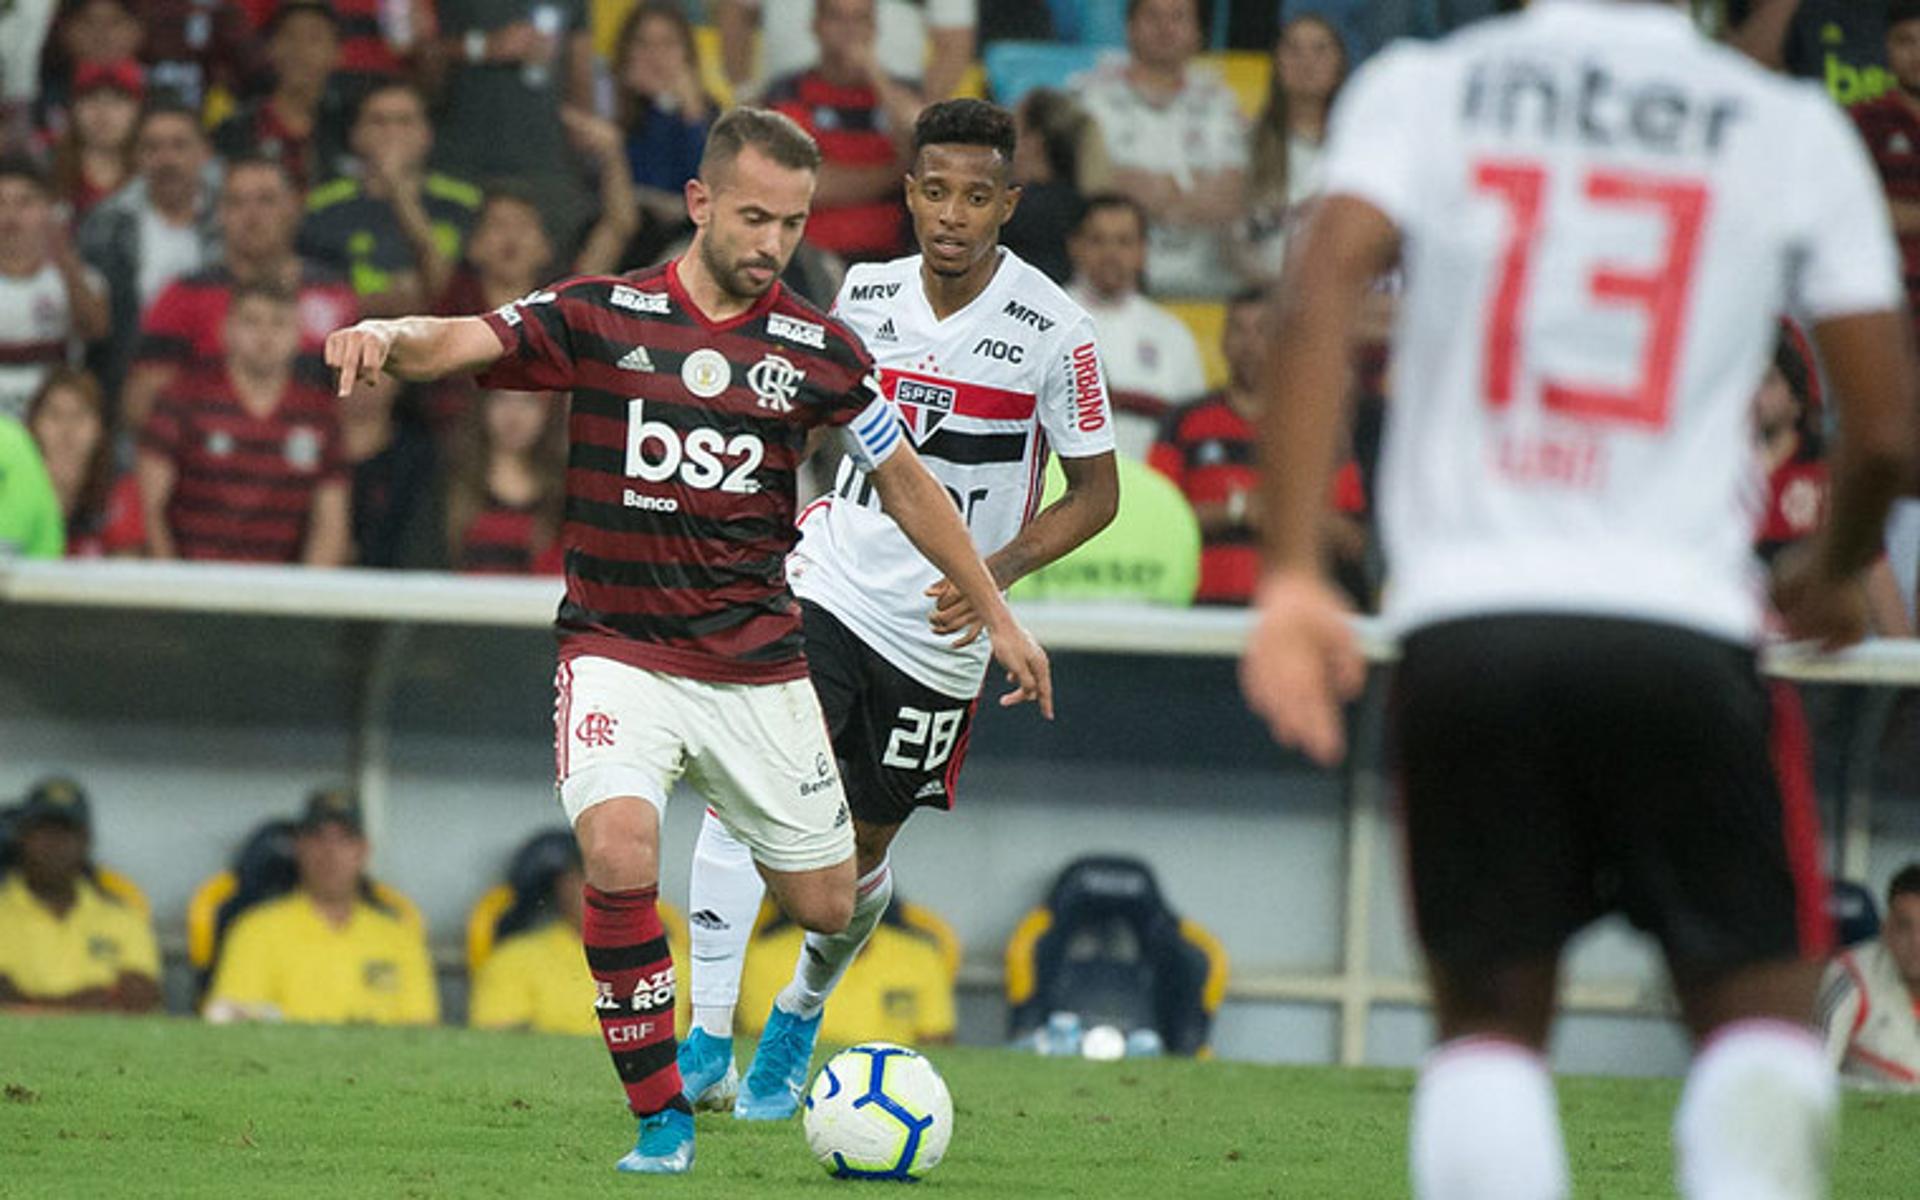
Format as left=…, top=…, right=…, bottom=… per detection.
left=802, top=1042, right=953, bottom=1180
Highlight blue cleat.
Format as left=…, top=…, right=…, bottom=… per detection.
left=678, top=1028, right=739, bottom=1112
left=615, top=1107, right=695, bottom=1175
left=735, top=1005, right=821, bottom=1121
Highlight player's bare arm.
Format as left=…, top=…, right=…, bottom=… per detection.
left=866, top=440, right=1054, bottom=719
left=1239, top=195, right=1395, bottom=764
left=1772, top=309, right=1920, bottom=648
left=926, top=451, right=1120, bottom=639
left=325, top=315, right=507, bottom=396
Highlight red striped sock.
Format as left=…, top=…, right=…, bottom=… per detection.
left=582, top=883, right=688, bottom=1117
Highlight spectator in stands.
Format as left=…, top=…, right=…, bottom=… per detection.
left=138, top=282, right=351, bottom=565
left=737, top=898, right=956, bottom=1047
left=1001, top=88, right=1107, bottom=286
left=48, top=60, right=144, bottom=219
left=301, top=81, right=482, bottom=317
left=1066, top=193, right=1205, bottom=460
left=42, top=0, right=146, bottom=125
left=0, top=777, right=161, bottom=1012
left=212, top=1, right=345, bottom=194
left=0, top=411, right=65, bottom=557
left=1733, top=0, right=1892, bottom=105
left=0, top=156, right=108, bottom=423
left=763, top=0, right=922, bottom=264
left=1009, top=454, right=1201, bottom=605
left=1073, top=0, right=1247, bottom=298
left=135, top=0, right=262, bottom=114
left=469, top=842, right=593, bottom=1035
left=123, top=155, right=358, bottom=431
left=205, top=789, right=438, bottom=1025
left=0, top=0, right=60, bottom=149
left=1151, top=289, right=1366, bottom=606
left=241, top=0, right=437, bottom=98
left=343, top=372, right=437, bottom=568
left=445, top=388, right=563, bottom=574
left=25, top=367, right=140, bottom=556
left=1233, top=13, right=1347, bottom=287
left=716, top=0, right=976, bottom=104
left=432, top=0, right=595, bottom=230
left=1821, top=863, right=1920, bottom=1088
left=77, top=101, right=219, bottom=400
left=611, top=1, right=716, bottom=268
left=1850, top=2, right=1920, bottom=345
left=1755, top=332, right=1827, bottom=566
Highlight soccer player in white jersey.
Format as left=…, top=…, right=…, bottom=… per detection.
left=1241, top=3, right=1918, bottom=1198
left=678, top=98, right=1120, bottom=1119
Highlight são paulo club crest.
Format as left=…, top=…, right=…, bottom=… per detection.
left=892, top=377, right=956, bottom=442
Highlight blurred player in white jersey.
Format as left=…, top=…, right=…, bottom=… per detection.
left=1241, top=3, right=1918, bottom=1198
left=679, top=98, right=1120, bottom=1119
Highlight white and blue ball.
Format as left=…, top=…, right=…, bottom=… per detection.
left=802, top=1042, right=953, bottom=1180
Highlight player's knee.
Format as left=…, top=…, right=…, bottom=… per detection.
left=573, top=801, right=660, bottom=891
left=795, top=891, right=854, bottom=936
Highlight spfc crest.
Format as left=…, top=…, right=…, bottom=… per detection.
left=892, top=377, right=955, bottom=441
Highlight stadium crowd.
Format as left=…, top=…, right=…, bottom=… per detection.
left=0, top=0, right=1912, bottom=617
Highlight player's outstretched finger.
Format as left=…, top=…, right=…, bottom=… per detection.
left=1032, top=648, right=1054, bottom=720
left=331, top=334, right=360, bottom=396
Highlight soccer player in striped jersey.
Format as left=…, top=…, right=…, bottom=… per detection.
left=678, top=99, right=1120, bottom=1121
left=1241, top=3, right=1919, bottom=1198
left=324, top=106, right=1051, bottom=1177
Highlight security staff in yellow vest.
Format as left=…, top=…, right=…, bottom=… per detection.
left=204, top=790, right=438, bottom=1025
left=0, top=778, right=160, bottom=1012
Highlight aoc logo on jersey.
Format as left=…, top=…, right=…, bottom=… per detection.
left=893, top=377, right=956, bottom=440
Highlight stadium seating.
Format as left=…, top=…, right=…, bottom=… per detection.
left=1004, top=854, right=1227, bottom=1057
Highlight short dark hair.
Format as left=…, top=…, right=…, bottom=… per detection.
left=1073, top=191, right=1147, bottom=239
left=221, top=153, right=295, bottom=190
left=913, top=98, right=1017, bottom=166
left=1127, top=0, right=1195, bottom=23
left=1227, top=286, right=1268, bottom=312
left=265, top=0, right=338, bottom=37
left=1891, top=864, right=1920, bottom=908
left=136, top=98, right=208, bottom=140
left=351, top=79, right=428, bottom=128
left=0, top=153, right=51, bottom=194
left=1890, top=0, right=1920, bottom=31
left=700, top=106, right=821, bottom=180
left=228, top=279, right=297, bottom=310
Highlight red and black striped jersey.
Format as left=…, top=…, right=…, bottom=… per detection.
left=134, top=263, right=360, bottom=377
left=455, top=496, right=564, bottom=576
left=763, top=70, right=908, bottom=259
left=478, top=260, right=885, bottom=684
left=140, top=369, right=347, bottom=563
left=1148, top=395, right=1259, bottom=605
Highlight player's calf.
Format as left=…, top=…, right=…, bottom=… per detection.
left=1674, top=1019, right=1835, bottom=1200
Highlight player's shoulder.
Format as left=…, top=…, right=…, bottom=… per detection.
left=993, top=250, right=1092, bottom=341
left=770, top=284, right=871, bottom=372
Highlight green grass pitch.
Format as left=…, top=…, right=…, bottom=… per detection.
left=2, top=1016, right=1914, bottom=1198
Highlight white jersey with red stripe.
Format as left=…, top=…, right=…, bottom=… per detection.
left=790, top=248, right=1116, bottom=697
left=1820, top=940, right=1920, bottom=1087
left=1322, top=0, right=1903, bottom=643
left=0, top=262, right=84, bottom=421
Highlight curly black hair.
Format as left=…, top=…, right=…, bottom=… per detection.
left=913, top=98, right=1017, bottom=168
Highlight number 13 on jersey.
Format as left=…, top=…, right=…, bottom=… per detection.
left=1474, top=159, right=1711, bottom=431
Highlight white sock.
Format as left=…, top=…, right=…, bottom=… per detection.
left=1675, top=1019, right=1836, bottom=1200
left=1410, top=1036, right=1570, bottom=1200
left=776, top=858, right=892, bottom=1020
left=688, top=809, right=763, bottom=1040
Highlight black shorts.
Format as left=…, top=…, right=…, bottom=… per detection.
left=1392, top=614, right=1829, bottom=979
left=802, top=600, right=979, bottom=827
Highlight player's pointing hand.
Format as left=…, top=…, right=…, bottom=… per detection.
left=326, top=321, right=396, bottom=397
left=988, top=618, right=1053, bottom=720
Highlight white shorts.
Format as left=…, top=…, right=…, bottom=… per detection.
left=554, top=655, right=853, bottom=873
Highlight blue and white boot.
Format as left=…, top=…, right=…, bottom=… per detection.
left=678, top=1028, right=740, bottom=1112
left=734, top=1005, right=822, bottom=1121
left=615, top=1107, right=695, bottom=1174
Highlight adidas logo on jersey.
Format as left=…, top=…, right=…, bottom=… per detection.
left=618, top=346, right=655, bottom=372
left=873, top=318, right=898, bottom=342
